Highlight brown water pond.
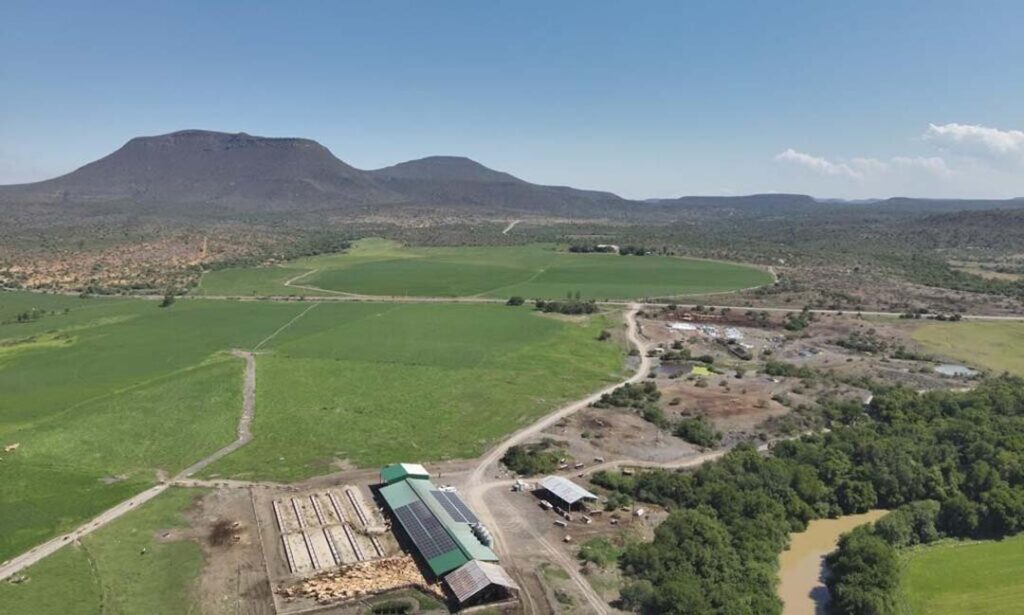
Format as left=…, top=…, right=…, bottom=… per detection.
left=777, top=509, right=888, bottom=615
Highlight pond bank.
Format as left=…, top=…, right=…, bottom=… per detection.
left=777, top=509, right=888, bottom=615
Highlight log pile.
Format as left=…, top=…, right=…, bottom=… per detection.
left=277, top=556, right=442, bottom=604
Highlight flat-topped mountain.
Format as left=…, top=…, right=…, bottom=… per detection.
left=0, top=130, right=626, bottom=216
left=0, top=130, right=397, bottom=210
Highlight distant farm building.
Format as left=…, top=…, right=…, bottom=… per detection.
left=378, top=463, right=519, bottom=608
left=539, top=475, right=598, bottom=510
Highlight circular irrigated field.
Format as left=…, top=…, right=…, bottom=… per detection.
left=300, top=242, right=772, bottom=299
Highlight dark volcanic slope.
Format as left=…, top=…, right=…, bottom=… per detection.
left=0, top=131, right=630, bottom=217
left=369, top=155, right=627, bottom=216
left=0, top=130, right=398, bottom=211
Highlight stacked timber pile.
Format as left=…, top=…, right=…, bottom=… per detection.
left=277, top=556, right=442, bottom=604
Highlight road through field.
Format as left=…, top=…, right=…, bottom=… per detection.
left=502, top=219, right=521, bottom=234
left=462, top=303, right=649, bottom=614
left=0, top=350, right=257, bottom=581
left=9, top=284, right=1024, bottom=321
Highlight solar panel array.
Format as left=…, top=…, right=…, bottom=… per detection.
left=393, top=500, right=458, bottom=560
left=432, top=490, right=479, bottom=524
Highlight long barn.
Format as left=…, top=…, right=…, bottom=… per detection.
left=378, top=463, right=519, bottom=607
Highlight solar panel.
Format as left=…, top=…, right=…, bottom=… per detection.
left=433, top=491, right=471, bottom=523
left=443, top=491, right=479, bottom=524
left=394, top=501, right=458, bottom=560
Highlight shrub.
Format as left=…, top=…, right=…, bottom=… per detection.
left=673, top=417, right=721, bottom=448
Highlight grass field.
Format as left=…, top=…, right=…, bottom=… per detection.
left=0, top=290, right=625, bottom=560
left=913, top=321, right=1024, bottom=376
left=0, top=294, right=300, bottom=561
left=198, top=239, right=772, bottom=299
left=0, top=488, right=205, bottom=615
left=206, top=302, right=625, bottom=480
left=901, top=536, right=1024, bottom=614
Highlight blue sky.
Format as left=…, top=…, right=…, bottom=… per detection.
left=2, top=1, right=1022, bottom=199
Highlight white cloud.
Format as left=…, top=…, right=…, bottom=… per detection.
left=775, top=148, right=863, bottom=179
left=775, top=149, right=951, bottom=181
left=924, top=123, right=1024, bottom=165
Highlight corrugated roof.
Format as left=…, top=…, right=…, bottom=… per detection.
left=540, top=476, right=598, bottom=505
left=379, top=481, right=419, bottom=509
left=444, top=560, right=520, bottom=604
left=381, top=462, right=430, bottom=485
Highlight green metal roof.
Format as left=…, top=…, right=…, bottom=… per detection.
left=427, top=551, right=470, bottom=577
left=378, top=473, right=498, bottom=577
left=380, top=463, right=430, bottom=485
left=379, top=481, right=419, bottom=509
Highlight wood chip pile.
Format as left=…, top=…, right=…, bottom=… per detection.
left=277, top=556, right=442, bottom=604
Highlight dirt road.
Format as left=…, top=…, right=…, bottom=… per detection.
left=502, top=219, right=521, bottom=235
left=0, top=350, right=257, bottom=581
left=462, top=303, right=650, bottom=614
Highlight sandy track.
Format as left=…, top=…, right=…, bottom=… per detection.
left=0, top=349, right=257, bottom=581
left=462, top=303, right=649, bottom=614
left=502, top=219, right=521, bottom=235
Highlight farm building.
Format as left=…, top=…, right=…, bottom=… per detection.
left=379, top=477, right=495, bottom=576
left=444, top=560, right=520, bottom=607
left=379, top=462, right=430, bottom=485
left=539, top=475, right=598, bottom=510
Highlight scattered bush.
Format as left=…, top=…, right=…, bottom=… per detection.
left=673, top=417, right=721, bottom=448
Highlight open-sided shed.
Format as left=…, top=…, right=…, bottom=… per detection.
left=539, top=475, right=598, bottom=510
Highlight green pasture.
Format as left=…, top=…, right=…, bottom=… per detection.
left=0, top=289, right=626, bottom=561
left=197, top=238, right=772, bottom=299
left=913, top=321, right=1024, bottom=376
left=901, top=535, right=1024, bottom=614
left=0, top=293, right=299, bottom=561
left=0, top=488, right=205, bottom=615
left=206, top=303, right=625, bottom=480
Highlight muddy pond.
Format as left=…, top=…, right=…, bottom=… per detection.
left=777, top=509, right=888, bottom=614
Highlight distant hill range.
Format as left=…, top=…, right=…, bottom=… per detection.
left=1, top=129, right=1022, bottom=220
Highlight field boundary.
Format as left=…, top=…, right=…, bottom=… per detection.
left=253, top=303, right=319, bottom=351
